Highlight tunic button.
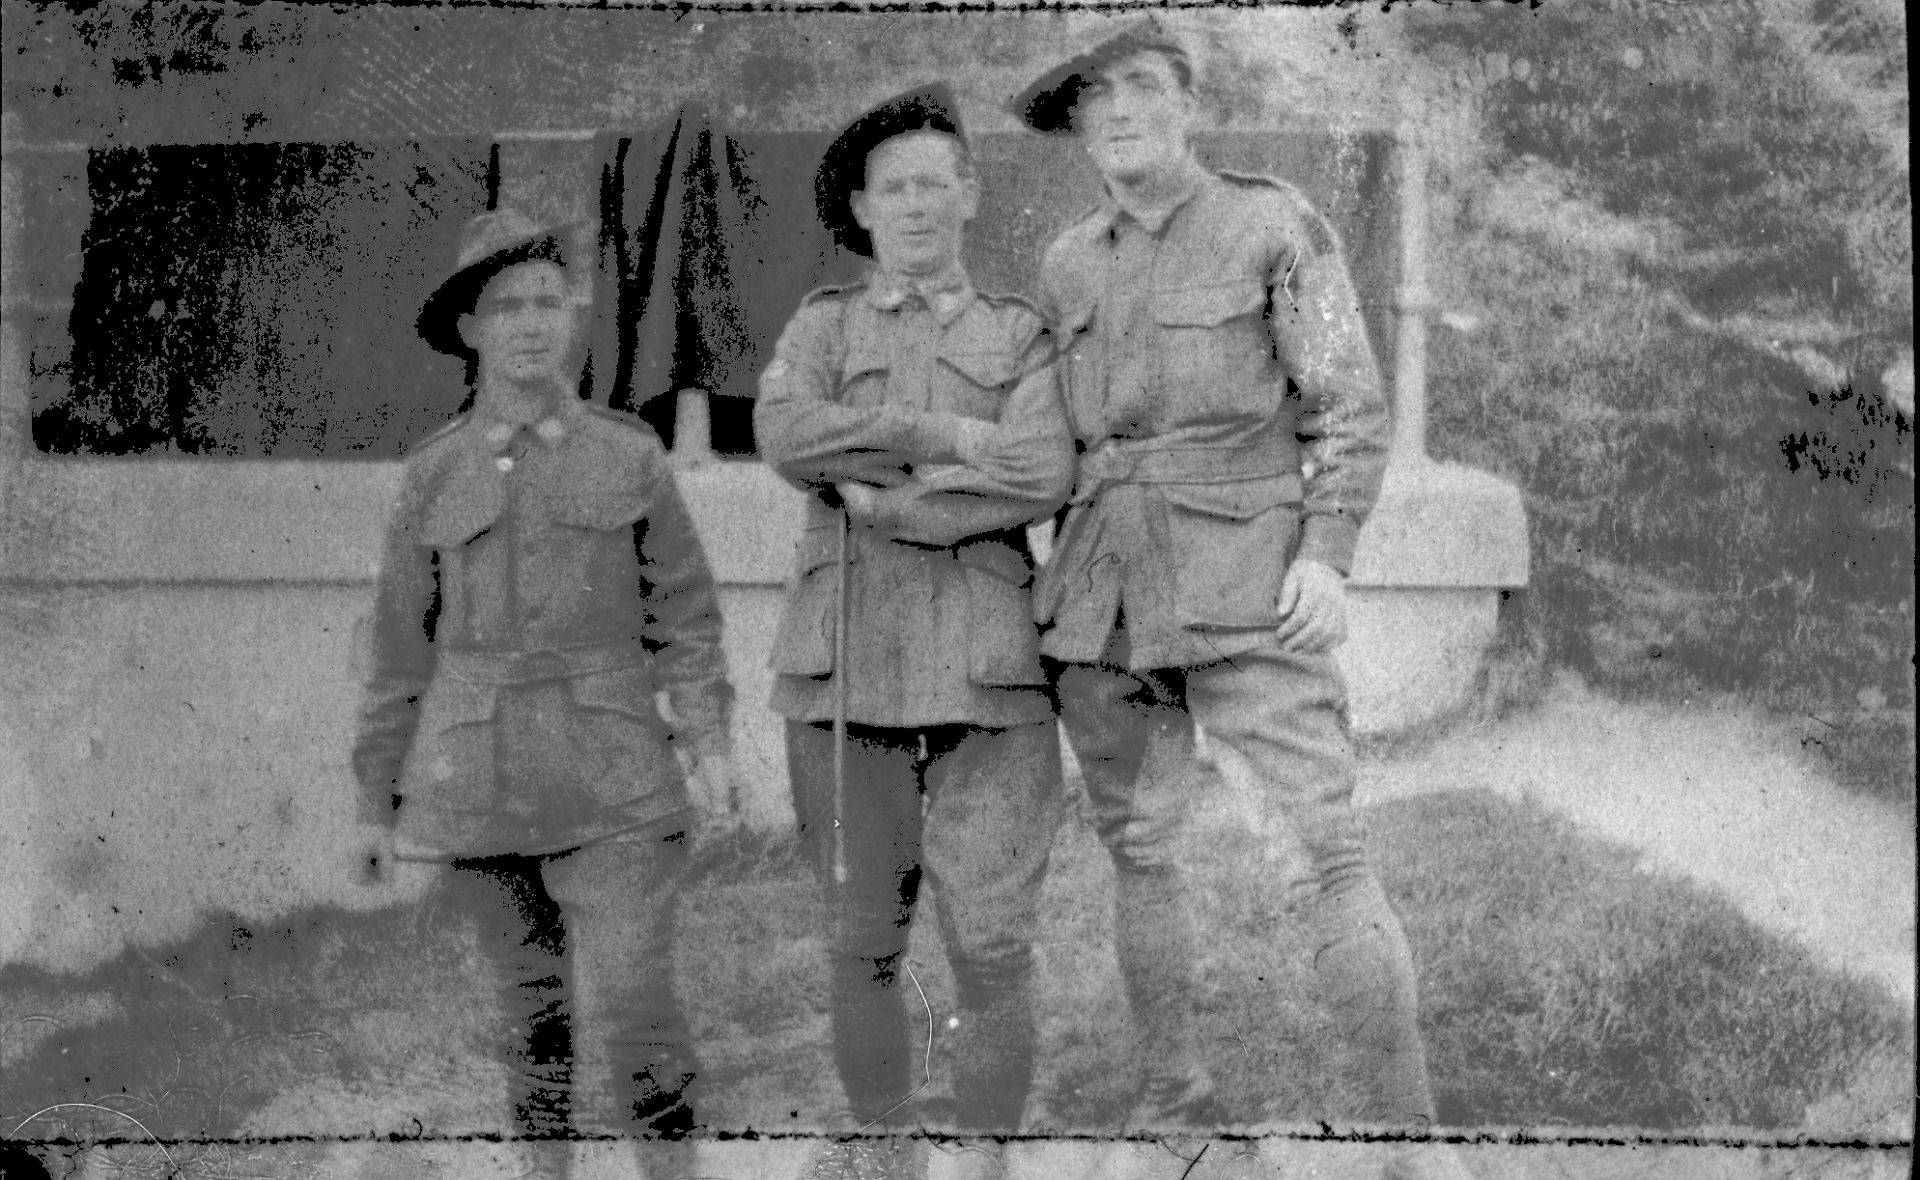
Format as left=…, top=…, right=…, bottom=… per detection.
left=495, top=455, right=515, bottom=473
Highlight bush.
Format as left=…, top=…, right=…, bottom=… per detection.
left=1401, top=1, right=1915, bottom=800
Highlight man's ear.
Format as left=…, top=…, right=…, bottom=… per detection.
left=850, top=190, right=873, bottom=233
left=455, top=311, right=479, bottom=351
left=958, top=177, right=980, bottom=223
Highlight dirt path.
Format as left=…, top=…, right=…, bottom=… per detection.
left=1360, top=677, right=1917, bottom=1019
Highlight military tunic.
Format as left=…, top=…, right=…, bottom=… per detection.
left=352, top=396, right=731, bottom=858
left=757, top=272, right=1074, bottom=727
left=1034, top=164, right=1390, bottom=670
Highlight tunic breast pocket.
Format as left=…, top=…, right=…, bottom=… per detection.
left=532, top=494, right=648, bottom=626
left=1153, top=282, right=1269, bottom=411
left=842, top=356, right=892, bottom=409
left=937, top=351, right=1016, bottom=422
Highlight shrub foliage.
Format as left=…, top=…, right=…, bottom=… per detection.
left=1404, top=0, right=1913, bottom=795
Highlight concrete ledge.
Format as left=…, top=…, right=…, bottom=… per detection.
left=1350, top=459, right=1529, bottom=589
left=2, top=457, right=1528, bottom=591
left=1, top=458, right=807, bottom=587
left=2, top=459, right=401, bottom=584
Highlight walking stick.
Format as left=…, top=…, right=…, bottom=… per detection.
left=831, top=503, right=852, bottom=885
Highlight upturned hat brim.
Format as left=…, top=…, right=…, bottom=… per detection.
left=1010, top=16, right=1192, bottom=134
left=815, top=83, right=966, bottom=259
left=416, top=216, right=567, bottom=359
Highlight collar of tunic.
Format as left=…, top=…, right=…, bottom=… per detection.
left=470, top=393, right=587, bottom=451
left=1095, top=155, right=1212, bottom=237
left=865, top=264, right=976, bottom=326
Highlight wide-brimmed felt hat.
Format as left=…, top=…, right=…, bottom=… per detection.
left=1010, top=16, right=1193, bottom=135
left=417, top=208, right=570, bottom=358
left=814, top=82, right=967, bottom=259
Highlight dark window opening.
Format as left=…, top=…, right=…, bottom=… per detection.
left=40, top=140, right=492, bottom=458
left=32, top=129, right=1397, bottom=461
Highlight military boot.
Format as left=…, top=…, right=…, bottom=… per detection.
left=1112, top=865, right=1216, bottom=1129
left=946, top=957, right=1037, bottom=1134
left=830, top=954, right=919, bottom=1126
left=1307, top=879, right=1439, bottom=1128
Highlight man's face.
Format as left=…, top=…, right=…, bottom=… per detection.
left=458, top=260, right=587, bottom=389
left=1075, top=49, right=1197, bottom=185
left=850, top=132, right=978, bottom=277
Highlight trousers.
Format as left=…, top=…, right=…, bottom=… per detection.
left=443, top=832, right=702, bottom=1156
left=1054, top=634, right=1439, bottom=1127
left=787, top=719, right=1063, bottom=1132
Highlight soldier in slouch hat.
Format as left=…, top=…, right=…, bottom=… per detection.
left=756, top=83, right=1074, bottom=1166
left=354, top=209, right=741, bottom=1179
left=1012, top=19, right=1475, bottom=1178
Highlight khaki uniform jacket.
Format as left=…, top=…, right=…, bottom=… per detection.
left=352, top=397, right=731, bottom=856
left=1033, top=166, right=1391, bottom=670
left=755, top=272, right=1074, bottom=729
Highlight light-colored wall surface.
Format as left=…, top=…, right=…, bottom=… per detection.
left=1, top=456, right=1521, bottom=974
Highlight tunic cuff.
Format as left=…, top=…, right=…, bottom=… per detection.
left=1297, top=514, right=1361, bottom=576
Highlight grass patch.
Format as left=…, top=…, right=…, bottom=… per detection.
left=1374, top=789, right=1912, bottom=1131
left=4, top=791, right=1908, bottom=1154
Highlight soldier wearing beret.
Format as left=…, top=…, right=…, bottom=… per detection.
left=353, top=210, right=741, bottom=1179
left=755, top=85, right=1074, bottom=1156
left=1012, top=20, right=1473, bottom=1178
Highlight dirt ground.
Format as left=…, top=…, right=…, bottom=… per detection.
left=8, top=679, right=1913, bottom=1180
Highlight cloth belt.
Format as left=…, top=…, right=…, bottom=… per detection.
left=438, top=638, right=648, bottom=685
left=1072, top=436, right=1303, bottom=503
